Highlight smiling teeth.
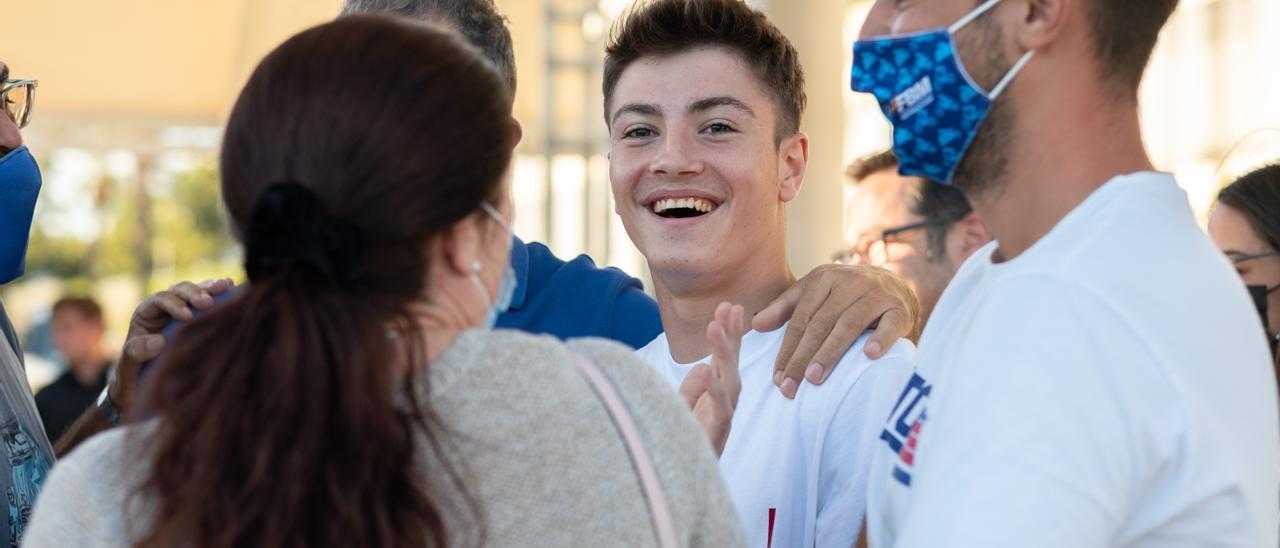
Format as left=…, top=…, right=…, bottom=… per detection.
left=653, top=198, right=715, bottom=214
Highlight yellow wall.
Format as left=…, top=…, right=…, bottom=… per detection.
left=6, top=0, right=342, bottom=123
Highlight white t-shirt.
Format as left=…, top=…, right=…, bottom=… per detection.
left=866, top=172, right=1280, bottom=548
left=636, top=324, right=914, bottom=548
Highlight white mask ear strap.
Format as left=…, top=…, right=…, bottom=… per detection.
left=949, top=0, right=1004, bottom=33
left=469, top=262, right=493, bottom=308
left=480, top=202, right=512, bottom=232
left=988, top=49, right=1035, bottom=99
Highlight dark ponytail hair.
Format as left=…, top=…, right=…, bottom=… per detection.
left=134, top=15, right=513, bottom=547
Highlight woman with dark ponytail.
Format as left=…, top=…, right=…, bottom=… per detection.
left=23, top=15, right=744, bottom=547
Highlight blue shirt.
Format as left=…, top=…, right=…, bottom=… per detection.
left=497, top=237, right=661, bottom=349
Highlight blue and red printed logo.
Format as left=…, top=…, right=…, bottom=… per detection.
left=880, top=373, right=932, bottom=487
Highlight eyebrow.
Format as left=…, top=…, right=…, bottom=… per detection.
left=610, top=103, right=661, bottom=126
left=689, top=96, right=755, bottom=118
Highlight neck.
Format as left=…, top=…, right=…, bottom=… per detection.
left=70, top=353, right=106, bottom=387
left=976, top=87, right=1153, bottom=261
left=652, top=246, right=793, bottom=363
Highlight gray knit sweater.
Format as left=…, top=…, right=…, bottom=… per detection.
left=21, top=329, right=746, bottom=547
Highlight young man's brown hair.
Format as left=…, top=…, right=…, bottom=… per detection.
left=602, top=0, right=806, bottom=143
left=51, top=296, right=104, bottom=326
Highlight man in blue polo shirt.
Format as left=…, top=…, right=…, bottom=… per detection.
left=495, top=237, right=661, bottom=349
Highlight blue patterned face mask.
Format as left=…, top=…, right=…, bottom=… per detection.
left=850, top=0, right=1034, bottom=184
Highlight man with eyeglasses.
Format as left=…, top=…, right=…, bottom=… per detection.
left=0, top=59, right=55, bottom=547
left=837, top=150, right=990, bottom=324
left=0, top=62, right=230, bottom=545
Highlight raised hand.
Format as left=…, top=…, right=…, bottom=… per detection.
left=678, top=302, right=746, bottom=457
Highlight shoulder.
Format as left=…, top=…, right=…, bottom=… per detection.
left=27, top=425, right=147, bottom=545
left=566, top=337, right=681, bottom=409
left=524, top=241, right=644, bottom=294
left=565, top=336, right=713, bottom=453
left=817, top=333, right=916, bottom=403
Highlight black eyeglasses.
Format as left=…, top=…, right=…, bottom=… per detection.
left=832, top=218, right=954, bottom=266
left=1230, top=251, right=1280, bottom=266
left=1, top=78, right=37, bottom=129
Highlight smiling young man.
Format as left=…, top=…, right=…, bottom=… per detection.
left=603, top=1, right=915, bottom=546
left=850, top=0, right=1279, bottom=547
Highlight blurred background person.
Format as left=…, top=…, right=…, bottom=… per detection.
left=24, top=16, right=744, bottom=547
left=837, top=150, right=990, bottom=325
left=34, top=297, right=111, bottom=441
left=1209, top=162, right=1280, bottom=373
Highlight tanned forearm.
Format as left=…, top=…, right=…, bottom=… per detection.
left=53, top=405, right=113, bottom=457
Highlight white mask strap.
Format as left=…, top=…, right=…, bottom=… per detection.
left=989, top=49, right=1035, bottom=99
left=949, top=0, right=1004, bottom=33
left=469, top=260, right=493, bottom=309
left=480, top=202, right=512, bottom=233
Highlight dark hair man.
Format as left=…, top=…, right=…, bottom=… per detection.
left=35, top=298, right=113, bottom=441
left=838, top=150, right=990, bottom=324
left=338, top=0, right=921, bottom=395
left=851, top=0, right=1278, bottom=546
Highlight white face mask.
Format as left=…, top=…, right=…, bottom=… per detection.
left=470, top=202, right=517, bottom=328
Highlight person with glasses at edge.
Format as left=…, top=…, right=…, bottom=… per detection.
left=836, top=150, right=991, bottom=325
left=0, top=58, right=55, bottom=547
left=0, top=61, right=237, bottom=545
left=1209, top=162, right=1280, bottom=379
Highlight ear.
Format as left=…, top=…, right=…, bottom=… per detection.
left=777, top=132, right=809, bottom=203
left=1009, top=0, right=1072, bottom=52
left=946, top=212, right=993, bottom=262
left=440, top=214, right=485, bottom=277
left=510, top=117, right=524, bottom=147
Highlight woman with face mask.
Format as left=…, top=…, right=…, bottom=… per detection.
left=21, top=16, right=744, bottom=548
left=1209, top=162, right=1280, bottom=378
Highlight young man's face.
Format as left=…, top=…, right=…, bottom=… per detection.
left=608, top=47, right=803, bottom=282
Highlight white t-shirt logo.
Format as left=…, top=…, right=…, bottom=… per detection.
left=880, top=373, right=932, bottom=487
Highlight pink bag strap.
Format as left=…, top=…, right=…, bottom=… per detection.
left=567, top=350, right=681, bottom=548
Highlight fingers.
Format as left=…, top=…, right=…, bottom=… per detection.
left=136, top=292, right=195, bottom=328
left=752, top=281, right=803, bottom=333
left=793, top=300, right=884, bottom=386
left=708, top=303, right=745, bottom=404
left=120, top=334, right=167, bottom=371
left=169, top=281, right=216, bottom=311
left=200, top=278, right=236, bottom=296
left=770, top=274, right=834, bottom=389
left=866, top=308, right=911, bottom=359
left=678, top=365, right=711, bottom=410
left=696, top=363, right=732, bottom=457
